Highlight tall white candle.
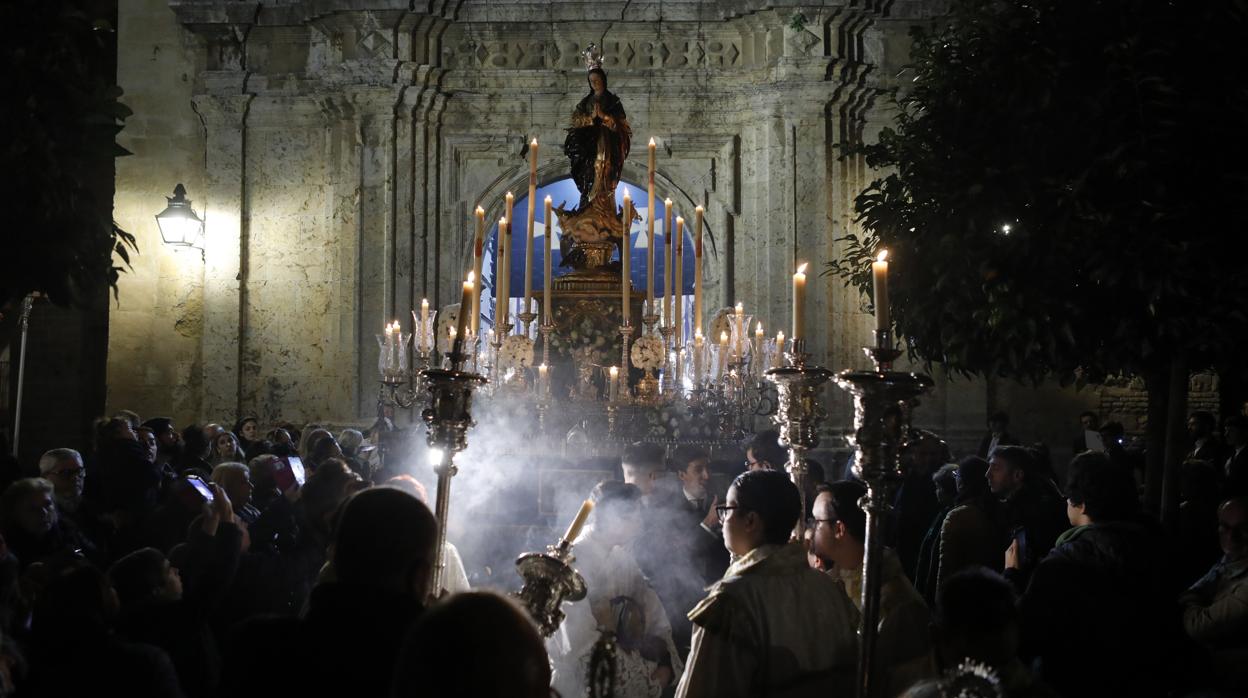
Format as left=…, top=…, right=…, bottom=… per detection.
left=734, top=302, right=745, bottom=358
left=673, top=216, right=684, bottom=345
left=647, top=138, right=656, bottom=311
left=524, top=139, right=538, bottom=314
left=543, top=195, right=553, bottom=321
left=497, top=217, right=510, bottom=332
left=472, top=206, right=486, bottom=338
left=694, top=205, right=704, bottom=337
left=621, top=189, right=632, bottom=324
left=453, top=272, right=474, bottom=357
left=792, top=263, right=807, bottom=341
left=872, top=250, right=890, bottom=331
left=418, top=299, right=429, bottom=352
left=609, top=366, right=619, bottom=402
left=664, top=198, right=674, bottom=326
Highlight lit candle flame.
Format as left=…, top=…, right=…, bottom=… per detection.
left=796, top=263, right=808, bottom=275
left=877, top=250, right=888, bottom=263
left=649, top=136, right=656, bottom=146
left=466, top=270, right=475, bottom=284
left=531, top=137, right=538, bottom=146
left=544, top=195, right=552, bottom=203
left=475, top=205, right=484, bottom=215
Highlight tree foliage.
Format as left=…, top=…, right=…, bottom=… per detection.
left=830, top=0, right=1248, bottom=385
left=0, top=0, right=135, bottom=308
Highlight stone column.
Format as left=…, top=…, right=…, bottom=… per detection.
left=192, top=92, right=252, bottom=422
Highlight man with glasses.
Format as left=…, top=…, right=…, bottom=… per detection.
left=38, top=448, right=86, bottom=515
left=811, top=480, right=935, bottom=698
left=676, top=470, right=858, bottom=697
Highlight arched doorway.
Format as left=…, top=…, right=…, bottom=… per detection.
left=480, top=177, right=697, bottom=335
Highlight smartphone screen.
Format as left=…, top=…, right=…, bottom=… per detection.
left=271, top=460, right=295, bottom=492
left=187, top=476, right=215, bottom=502
left=286, top=456, right=306, bottom=486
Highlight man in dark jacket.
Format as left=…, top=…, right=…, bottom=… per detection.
left=657, top=445, right=731, bottom=657
left=1016, top=451, right=1185, bottom=698
left=988, top=446, right=1068, bottom=591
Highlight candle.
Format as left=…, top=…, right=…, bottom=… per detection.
left=693, top=328, right=705, bottom=383
left=694, top=205, right=704, bottom=336
left=755, top=322, right=765, bottom=377
left=563, top=499, right=595, bottom=542
left=420, top=298, right=430, bottom=352
left=793, top=263, right=807, bottom=341
left=497, top=217, right=510, bottom=333
left=538, top=363, right=549, bottom=395
left=505, top=191, right=514, bottom=232
left=734, top=302, right=745, bottom=358
left=673, top=216, right=684, bottom=345
left=718, top=330, right=729, bottom=377
left=609, top=366, right=619, bottom=402
left=472, top=206, right=486, bottom=338
left=543, top=195, right=553, bottom=321
left=621, top=189, right=632, bottom=324
left=873, top=250, right=890, bottom=331
left=664, top=198, right=674, bottom=325
left=647, top=138, right=656, bottom=310
left=524, top=139, right=538, bottom=314
left=453, top=272, right=474, bottom=357
left=774, top=331, right=785, bottom=368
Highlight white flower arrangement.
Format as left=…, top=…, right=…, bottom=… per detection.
left=630, top=334, right=665, bottom=370
left=499, top=334, right=536, bottom=369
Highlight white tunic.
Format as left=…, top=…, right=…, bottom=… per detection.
left=548, top=529, right=683, bottom=698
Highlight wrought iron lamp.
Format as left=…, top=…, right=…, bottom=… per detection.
left=155, top=183, right=205, bottom=255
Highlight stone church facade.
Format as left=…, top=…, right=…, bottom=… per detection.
left=111, top=0, right=1115, bottom=460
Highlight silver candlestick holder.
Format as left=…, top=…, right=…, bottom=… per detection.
left=540, top=321, right=556, bottom=368
left=518, top=310, right=538, bottom=338
left=420, top=347, right=486, bottom=601
left=514, top=537, right=588, bottom=638
left=659, top=326, right=675, bottom=396
left=765, top=337, right=833, bottom=540
left=618, top=322, right=634, bottom=396
left=834, top=328, right=931, bottom=698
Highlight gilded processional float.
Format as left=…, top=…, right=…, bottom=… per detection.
left=376, top=43, right=932, bottom=698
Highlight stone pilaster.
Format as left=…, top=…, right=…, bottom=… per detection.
left=192, top=92, right=252, bottom=422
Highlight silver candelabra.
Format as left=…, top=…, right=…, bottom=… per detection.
left=834, top=329, right=932, bottom=698
left=765, top=338, right=833, bottom=540
left=420, top=347, right=486, bottom=600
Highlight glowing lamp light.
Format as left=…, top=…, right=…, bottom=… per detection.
left=427, top=447, right=446, bottom=466
left=155, top=183, right=205, bottom=252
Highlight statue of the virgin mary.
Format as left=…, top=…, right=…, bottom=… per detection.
left=556, top=44, right=634, bottom=272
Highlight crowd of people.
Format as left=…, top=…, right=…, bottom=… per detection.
left=0, top=406, right=1243, bottom=697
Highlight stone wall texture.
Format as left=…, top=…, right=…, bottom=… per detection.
left=110, top=1, right=1203, bottom=466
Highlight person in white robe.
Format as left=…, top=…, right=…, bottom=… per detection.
left=676, top=470, right=859, bottom=698
left=549, top=481, right=682, bottom=698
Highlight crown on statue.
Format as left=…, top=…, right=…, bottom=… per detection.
left=581, top=43, right=604, bottom=71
